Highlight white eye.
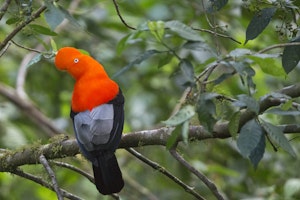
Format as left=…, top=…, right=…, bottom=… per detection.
left=74, top=58, right=79, bottom=63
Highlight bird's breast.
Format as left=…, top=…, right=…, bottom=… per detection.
left=71, top=78, right=119, bottom=112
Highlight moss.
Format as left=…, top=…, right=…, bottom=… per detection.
left=47, top=134, right=69, bottom=158
left=48, top=134, right=69, bottom=143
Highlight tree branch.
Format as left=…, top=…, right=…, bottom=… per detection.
left=11, top=168, right=82, bottom=200
left=258, top=42, right=300, bottom=54
left=1, top=81, right=300, bottom=199
left=1, top=121, right=299, bottom=172
left=0, top=136, right=78, bottom=172
left=170, top=148, right=225, bottom=200
left=0, top=5, right=47, bottom=51
left=39, top=154, right=63, bottom=200
left=51, top=160, right=94, bottom=183
left=112, top=0, right=136, bottom=30
left=126, top=148, right=205, bottom=200
left=192, top=27, right=241, bottom=44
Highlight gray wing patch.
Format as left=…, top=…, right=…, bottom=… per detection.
left=74, top=104, right=114, bottom=151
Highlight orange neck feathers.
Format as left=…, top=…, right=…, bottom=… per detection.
left=55, top=47, right=119, bottom=112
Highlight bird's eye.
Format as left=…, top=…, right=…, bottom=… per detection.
left=74, top=58, right=79, bottom=63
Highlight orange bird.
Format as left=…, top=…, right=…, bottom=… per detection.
left=55, top=47, right=124, bottom=195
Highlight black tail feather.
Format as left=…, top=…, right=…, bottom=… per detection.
left=93, top=153, right=124, bottom=195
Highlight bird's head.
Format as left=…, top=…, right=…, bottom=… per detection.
left=55, top=47, right=101, bottom=79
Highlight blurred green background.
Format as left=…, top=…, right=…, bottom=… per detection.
left=1, top=0, right=300, bottom=199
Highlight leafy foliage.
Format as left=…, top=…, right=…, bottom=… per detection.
left=282, top=36, right=300, bottom=73
left=237, top=119, right=265, bottom=168
left=245, top=7, right=277, bottom=44
left=1, top=0, right=300, bottom=199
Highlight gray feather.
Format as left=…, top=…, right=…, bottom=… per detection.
left=74, top=104, right=114, bottom=151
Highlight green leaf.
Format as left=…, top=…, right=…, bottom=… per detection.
left=207, top=0, right=228, bottom=13
left=261, top=120, right=296, bottom=157
left=229, top=48, right=252, bottom=58
left=112, top=50, right=159, bottom=79
left=157, top=53, right=173, bottom=68
left=230, top=61, right=256, bottom=90
left=281, top=99, right=293, bottom=111
left=282, top=36, right=300, bottom=74
left=165, top=106, right=194, bottom=148
left=179, top=59, right=194, bottom=85
left=166, top=128, right=180, bottom=149
left=6, top=17, right=20, bottom=25
left=249, top=54, right=285, bottom=77
left=29, top=24, right=57, bottom=36
left=237, top=119, right=265, bottom=168
left=148, top=21, right=165, bottom=41
left=162, top=105, right=195, bottom=126
left=116, top=31, right=144, bottom=55
left=196, top=93, right=219, bottom=132
left=181, top=120, right=189, bottom=144
left=44, top=2, right=65, bottom=30
left=26, top=54, right=42, bottom=68
left=50, top=39, right=57, bottom=52
left=213, top=73, right=234, bottom=85
left=235, top=94, right=260, bottom=114
left=249, top=131, right=265, bottom=169
left=56, top=4, right=81, bottom=28
left=116, top=34, right=131, bottom=55
left=183, top=41, right=217, bottom=57
left=265, top=108, right=300, bottom=116
left=165, top=20, right=203, bottom=41
left=245, top=7, right=276, bottom=44
left=228, top=111, right=241, bottom=139
left=78, top=49, right=90, bottom=56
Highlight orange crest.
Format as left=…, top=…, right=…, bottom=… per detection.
left=55, top=47, right=119, bottom=112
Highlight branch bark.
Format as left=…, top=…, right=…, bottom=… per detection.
left=39, top=154, right=63, bottom=200
left=11, top=168, right=82, bottom=200
left=1, top=121, right=299, bottom=172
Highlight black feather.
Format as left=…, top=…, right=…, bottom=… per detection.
left=71, top=89, right=125, bottom=195
left=93, top=152, right=124, bottom=195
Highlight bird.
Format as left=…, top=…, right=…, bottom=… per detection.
left=54, top=47, right=124, bottom=195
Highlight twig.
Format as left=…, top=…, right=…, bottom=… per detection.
left=126, top=148, right=205, bottom=200
left=196, top=63, right=219, bottom=82
left=0, top=5, right=47, bottom=51
left=51, top=161, right=120, bottom=200
left=169, top=87, right=192, bottom=117
left=0, top=41, right=11, bottom=57
left=192, top=27, right=241, bottom=44
left=11, top=168, right=82, bottom=200
left=39, top=154, right=63, bottom=200
left=51, top=160, right=94, bottom=183
left=112, top=0, right=136, bottom=30
left=257, top=42, right=300, bottom=54
left=195, top=63, right=219, bottom=92
left=0, top=0, right=12, bottom=20
left=200, top=0, right=214, bottom=29
left=11, top=40, right=44, bottom=54
left=169, top=148, right=225, bottom=200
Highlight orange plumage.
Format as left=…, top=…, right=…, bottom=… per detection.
left=55, top=47, right=119, bottom=112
